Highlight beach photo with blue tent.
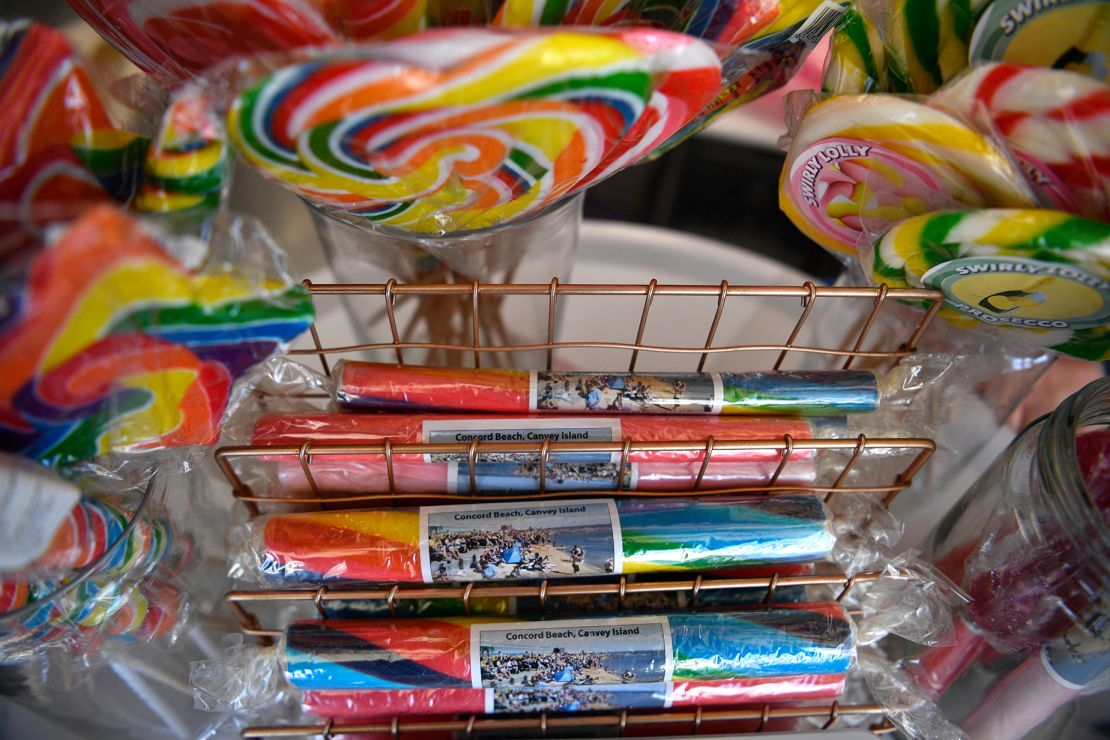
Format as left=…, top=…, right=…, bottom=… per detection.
left=425, top=500, right=618, bottom=582
left=477, top=618, right=669, bottom=689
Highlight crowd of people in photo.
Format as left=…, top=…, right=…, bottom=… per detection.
left=431, top=525, right=590, bottom=580
left=481, top=649, right=619, bottom=686
left=494, top=687, right=633, bottom=713
left=536, top=373, right=692, bottom=411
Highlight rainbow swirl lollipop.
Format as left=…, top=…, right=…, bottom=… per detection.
left=136, top=88, right=228, bottom=228
left=228, top=28, right=720, bottom=234
left=0, top=206, right=314, bottom=466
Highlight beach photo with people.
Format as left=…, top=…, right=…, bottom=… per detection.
left=424, top=500, right=618, bottom=582
left=476, top=618, right=669, bottom=689
left=534, top=371, right=716, bottom=413
left=459, top=461, right=630, bottom=493
left=491, top=684, right=666, bottom=713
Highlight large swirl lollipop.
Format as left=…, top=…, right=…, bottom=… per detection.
left=228, top=28, right=720, bottom=234
left=932, top=62, right=1110, bottom=222
left=0, top=206, right=314, bottom=466
left=779, top=94, right=1039, bottom=257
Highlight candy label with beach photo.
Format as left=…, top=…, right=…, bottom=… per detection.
left=471, top=615, right=672, bottom=690
left=422, top=418, right=622, bottom=463
left=420, top=499, right=622, bottom=582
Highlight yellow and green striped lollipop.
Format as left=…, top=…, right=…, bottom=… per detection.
left=873, top=208, right=1110, bottom=360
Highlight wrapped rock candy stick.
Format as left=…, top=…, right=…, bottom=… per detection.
left=334, top=361, right=880, bottom=415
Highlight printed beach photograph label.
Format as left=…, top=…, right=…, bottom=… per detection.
left=970, top=0, right=1110, bottom=84
left=420, top=499, right=623, bottom=582
left=922, top=256, right=1110, bottom=330
left=531, top=371, right=722, bottom=413
left=471, top=616, right=674, bottom=711
left=422, top=418, right=622, bottom=463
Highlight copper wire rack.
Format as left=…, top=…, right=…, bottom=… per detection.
left=230, top=571, right=892, bottom=737
left=241, top=704, right=897, bottom=738
left=228, top=280, right=943, bottom=738
left=291, top=279, right=942, bottom=372
left=226, top=570, right=882, bottom=637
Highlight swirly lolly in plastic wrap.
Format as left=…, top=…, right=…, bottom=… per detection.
left=931, top=62, right=1110, bottom=222
left=227, top=28, right=720, bottom=235
left=333, top=361, right=879, bottom=415
left=233, top=495, right=834, bottom=585
left=0, top=206, right=315, bottom=467
left=190, top=606, right=853, bottom=714
left=872, top=208, right=1110, bottom=361
left=135, top=87, right=230, bottom=231
left=779, top=93, right=1040, bottom=258
left=821, top=0, right=992, bottom=95
left=249, top=412, right=818, bottom=493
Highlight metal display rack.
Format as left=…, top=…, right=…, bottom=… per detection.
left=219, top=280, right=943, bottom=738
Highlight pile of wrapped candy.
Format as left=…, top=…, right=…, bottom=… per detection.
left=778, top=0, right=1110, bottom=361
left=0, top=457, right=188, bottom=660
left=6, top=0, right=1104, bottom=737
left=187, top=354, right=979, bottom=731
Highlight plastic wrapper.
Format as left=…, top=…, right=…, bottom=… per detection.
left=0, top=205, right=314, bottom=471
left=930, top=63, right=1110, bottom=222
left=967, top=0, right=1110, bottom=85
left=0, top=20, right=145, bottom=255
left=0, top=475, right=193, bottom=661
left=221, top=27, right=720, bottom=236
left=778, top=91, right=1039, bottom=259
left=191, top=605, right=854, bottom=713
left=857, top=648, right=967, bottom=740
left=333, top=360, right=879, bottom=414
left=821, top=0, right=991, bottom=95
left=247, top=411, right=818, bottom=493
left=872, top=208, right=1110, bottom=361
left=229, top=495, right=835, bottom=586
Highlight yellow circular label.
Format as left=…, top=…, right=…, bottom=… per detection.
left=923, top=257, right=1110, bottom=330
left=970, top=0, right=1110, bottom=84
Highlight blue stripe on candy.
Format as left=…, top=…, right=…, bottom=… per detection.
left=670, top=610, right=853, bottom=679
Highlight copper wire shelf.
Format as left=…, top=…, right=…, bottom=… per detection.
left=226, top=571, right=882, bottom=637
left=293, top=279, right=942, bottom=372
left=230, top=280, right=942, bottom=738
left=241, top=704, right=897, bottom=737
